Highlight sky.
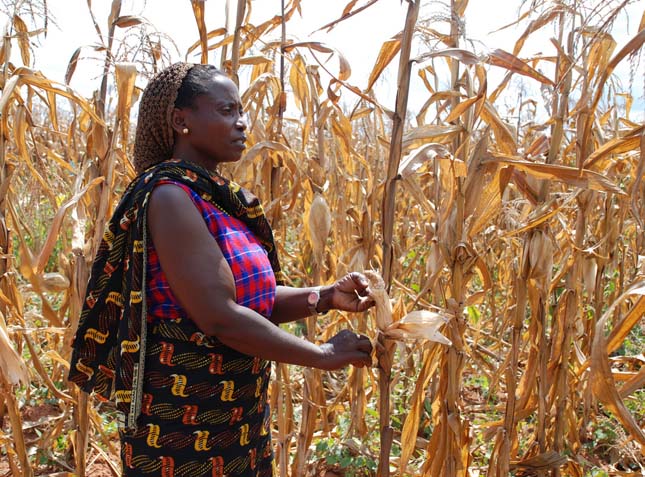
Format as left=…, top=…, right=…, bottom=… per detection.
left=2, top=0, right=644, bottom=121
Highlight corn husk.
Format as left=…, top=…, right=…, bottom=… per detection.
left=308, top=192, right=332, bottom=269
left=364, top=270, right=393, bottom=331
left=41, top=272, right=71, bottom=292
left=383, top=310, right=452, bottom=345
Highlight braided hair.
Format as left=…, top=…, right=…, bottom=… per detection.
left=133, top=63, right=226, bottom=173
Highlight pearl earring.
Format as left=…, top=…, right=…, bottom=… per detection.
left=182, top=127, right=189, bottom=134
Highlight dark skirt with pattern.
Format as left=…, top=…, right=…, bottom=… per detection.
left=120, top=317, right=274, bottom=477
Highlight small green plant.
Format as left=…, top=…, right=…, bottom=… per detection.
left=587, top=469, right=609, bottom=477
left=315, top=438, right=377, bottom=477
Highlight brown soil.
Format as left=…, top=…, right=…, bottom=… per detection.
left=86, top=459, right=118, bottom=477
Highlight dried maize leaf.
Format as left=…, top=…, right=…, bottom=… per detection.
left=485, top=49, right=554, bottom=86
left=468, top=167, right=504, bottom=237
left=606, top=294, right=645, bottom=354
left=13, top=68, right=104, bottom=122
left=585, top=30, right=616, bottom=82
left=35, top=177, right=104, bottom=275
left=243, top=140, right=291, bottom=165
left=512, top=8, right=562, bottom=55
left=0, top=311, right=28, bottom=385
left=398, top=143, right=450, bottom=178
left=237, top=55, right=272, bottom=66
left=401, top=176, right=436, bottom=218
left=283, top=42, right=351, bottom=81
left=402, top=124, right=462, bottom=152
left=480, top=101, right=517, bottom=154
left=445, top=94, right=481, bottom=123
left=316, top=0, right=380, bottom=32
left=484, top=154, right=625, bottom=195
left=12, top=15, right=30, bottom=66
left=591, top=282, right=645, bottom=446
left=414, top=47, right=480, bottom=66
left=586, top=28, right=645, bottom=142
left=366, top=33, right=402, bottom=92
left=115, top=62, right=137, bottom=147
left=619, top=366, right=645, bottom=399
left=0, top=375, right=30, bottom=476
left=190, top=0, right=208, bottom=64
left=289, top=54, right=309, bottom=114
left=509, top=450, right=567, bottom=471
left=23, top=334, right=73, bottom=402
left=186, top=27, right=227, bottom=57
left=399, top=343, right=442, bottom=474
left=584, top=124, right=644, bottom=169
left=0, top=74, right=21, bottom=114
left=113, top=15, right=145, bottom=28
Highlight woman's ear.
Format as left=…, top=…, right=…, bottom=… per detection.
left=170, top=107, right=187, bottom=135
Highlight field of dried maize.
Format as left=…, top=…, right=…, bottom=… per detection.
left=0, top=0, right=644, bottom=476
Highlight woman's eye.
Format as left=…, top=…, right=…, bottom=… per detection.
left=218, top=106, right=245, bottom=118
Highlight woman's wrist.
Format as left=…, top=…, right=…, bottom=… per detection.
left=316, top=285, right=335, bottom=314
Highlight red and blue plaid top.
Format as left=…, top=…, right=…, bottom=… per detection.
left=146, top=181, right=276, bottom=320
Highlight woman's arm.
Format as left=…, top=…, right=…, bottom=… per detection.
left=270, top=285, right=332, bottom=324
left=148, top=184, right=371, bottom=370
left=271, top=274, right=374, bottom=324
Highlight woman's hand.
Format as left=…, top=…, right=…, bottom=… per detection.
left=316, top=330, right=373, bottom=370
left=322, top=272, right=375, bottom=313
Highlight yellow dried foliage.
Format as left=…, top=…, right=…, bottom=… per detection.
left=0, top=1, right=644, bottom=476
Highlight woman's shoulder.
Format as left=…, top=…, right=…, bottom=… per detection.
left=149, top=180, right=224, bottom=219
left=154, top=179, right=197, bottom=195
left=148, top=181, right=195, bottom=210
left=149, top=180, right=203, bottom=207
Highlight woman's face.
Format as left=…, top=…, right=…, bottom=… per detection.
left=173, top=75, right=248, bottom=166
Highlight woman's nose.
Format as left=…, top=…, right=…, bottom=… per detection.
left=236, top=112, right=248, bottom=130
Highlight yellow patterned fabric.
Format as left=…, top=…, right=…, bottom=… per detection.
left=120, top=317, right=274, bottom=477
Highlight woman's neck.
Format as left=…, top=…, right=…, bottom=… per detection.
left=171, top=147, right=221, bottom=176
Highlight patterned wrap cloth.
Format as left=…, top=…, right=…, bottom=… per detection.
left=122, top=181, right=278, bottom=476
left=123, top=316, right=275, bottom=476
left=68, top=159, right=285, bottom=439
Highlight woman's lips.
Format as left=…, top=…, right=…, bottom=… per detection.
left=234, top=135, right=247, bottom=142
left=232, top=136, right=247, bottom=148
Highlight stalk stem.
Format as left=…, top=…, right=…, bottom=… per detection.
left=382, top=0, right=419, bottom=291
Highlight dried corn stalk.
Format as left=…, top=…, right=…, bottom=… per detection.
left=1, top=1, right=644, bottom=476
left=365, top=271, right=450, bottom=476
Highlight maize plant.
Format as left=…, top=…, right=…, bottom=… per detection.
left=0, top=0, right=643, bottom=476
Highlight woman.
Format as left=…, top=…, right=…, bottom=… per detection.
left=68, top=62, right=374, bottom=477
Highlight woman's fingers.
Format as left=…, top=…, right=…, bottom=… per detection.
left=344, top=332, right=372, bottom=367
left=355, top=295, right=376, bottom=311
left=322, top=330, right=374, bottom=369
left=356, top=334, right=373, bottom=353
left=350, top=348, right=372, bottom=367
left=351, top=272, right=372, bottom=296
left=327, top=272, right=376, bottom=313
left=336, top=272, right=371, bottom=295
left=349, top=271, right=370, bottom=292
